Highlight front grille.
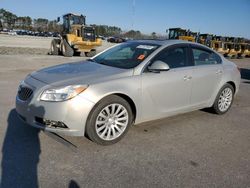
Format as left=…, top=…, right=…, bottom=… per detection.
left=18, top=86, right=33, bottom=101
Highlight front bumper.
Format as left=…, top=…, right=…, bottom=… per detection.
left=15, top=77, right=95, bottom=136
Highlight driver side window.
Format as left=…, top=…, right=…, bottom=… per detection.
left=152, top=47, right=188, bottom=69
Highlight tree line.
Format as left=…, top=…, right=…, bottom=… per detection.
left=0, top=9, right=62, bottom=32
left=0, top=8, right=162, bottom=39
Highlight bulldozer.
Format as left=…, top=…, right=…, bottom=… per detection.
left=50, top=13, right=102, bottom=57
left=168, top=28, right=198, bottom=42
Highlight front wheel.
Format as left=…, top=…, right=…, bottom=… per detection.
left=86, top=95, right=133, bottom=145
left=62, top=39, right=74, bottom=57
left=50, top=39, right=60, bottom=55
left=211, top=83, right=234, bottom=114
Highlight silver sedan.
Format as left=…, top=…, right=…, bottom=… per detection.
left=16, top=40, right=241, bottom=145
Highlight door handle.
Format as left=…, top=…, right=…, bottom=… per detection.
left=216, top=70, right=223, bottom=74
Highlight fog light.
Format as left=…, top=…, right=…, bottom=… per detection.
left=35, top=117, right=68, bottom=129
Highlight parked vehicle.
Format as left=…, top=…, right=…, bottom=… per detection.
left=7, top=30, right=17, bottom=35
left=223, top=37, right=238, bottom=58
left=235, top=38, right=249, bottom=58
left=211, top=36, right=229, bottom=56
left=16, top=40, right=240, bottom=145
left=97, top=35, right=106, bottom=40
left=107, top=36, right=126, bottom=43
left=197, top=34, right=213, bottom=47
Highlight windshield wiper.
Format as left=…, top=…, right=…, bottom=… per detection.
left=87, top=58, right=107, bottom=66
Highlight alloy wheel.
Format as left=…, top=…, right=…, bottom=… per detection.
left=218, top=87, right=233, bottom=112
left=95, top=103, right=129, bottom=141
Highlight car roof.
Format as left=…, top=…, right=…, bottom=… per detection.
left=127, top=39, right=217, bottom=54
left=127, top=39, right=201, bottom=47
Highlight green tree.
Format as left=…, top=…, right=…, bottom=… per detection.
left=151, top=32, right=157, bottom=39
left=15, top=16, right=32, bottom=29
left=0, top=8, right=17, bottom=29
left=33, top=18, right=49, bottom=32
left=124, top=30, right=142, bottom=39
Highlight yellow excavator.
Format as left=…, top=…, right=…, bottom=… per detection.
left=50, top=13, right=102, bottom=57
left=168, top=28, right=198, bottom=42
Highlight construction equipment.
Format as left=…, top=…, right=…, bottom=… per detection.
left=247, top=44, right=250, bottom=57
left=236, top=38, right=249, bottom=58
left=168, top=28, right=198, bottom=42
left=223, top=37, right=238, bottom=58
left=209, top=36, right=228, bottom=55
left=50, top=13, right=102, bottom=57
left=197, top=34, right=213, bottom=47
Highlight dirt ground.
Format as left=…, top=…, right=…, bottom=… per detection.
left=0, top=35, right=250, bottom=188
left=0, top=34, right=114, bottom=55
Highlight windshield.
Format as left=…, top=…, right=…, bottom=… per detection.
left=69, top=16, right=84, bottom=25
left=169, top=30, right=177, bottom=39
left=93, top=42, right=160, bottom=69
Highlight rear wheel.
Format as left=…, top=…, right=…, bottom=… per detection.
left=211, top=83, right=234, bottom=114
left=85, top=50, right=96, bottom=57
left=62, top=39, right=74, bottom=57
left=86, top=95, right=133, bottom=145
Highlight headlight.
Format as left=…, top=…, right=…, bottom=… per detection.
left=18, top=80, right=25, bottom=92
left=40, top=85, right=88, bottom=102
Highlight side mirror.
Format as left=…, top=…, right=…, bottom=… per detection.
left=148, top=60, right=170, bottom=73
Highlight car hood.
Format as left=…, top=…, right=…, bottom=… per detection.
left=30, top=61, right=133, bottom=86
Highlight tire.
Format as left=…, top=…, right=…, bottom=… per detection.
left=85, top=50, right=96, bottom=57
left=62, top=39, right=74, bottom=57
left=211, top=83, right=234, bottom=114
left=50, top=39, right=60, bottom=55
left=86, top=95, right=133, bottom=145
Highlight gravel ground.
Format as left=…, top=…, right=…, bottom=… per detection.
left=0, top=35, right=250, bottom=188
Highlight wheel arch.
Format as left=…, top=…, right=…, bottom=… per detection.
left=86, top=93, right=137, bottom=126
left=226, top=81, right=236, bottom=93
left=114, top=93, right=137, bottom=123
left=209, top=80, right=237, bottom=107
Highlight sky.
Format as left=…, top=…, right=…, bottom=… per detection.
left=1, top=0, right=250, bottom=38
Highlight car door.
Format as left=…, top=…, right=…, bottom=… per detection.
left=189, top=45, right=223, bottom=106
left=141, top=44, right=193, bottom=121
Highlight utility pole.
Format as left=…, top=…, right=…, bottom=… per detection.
left=132, top=0, right=135, bottom=38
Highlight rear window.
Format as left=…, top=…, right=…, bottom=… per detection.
left=192, top=48, right=222, bottom=66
